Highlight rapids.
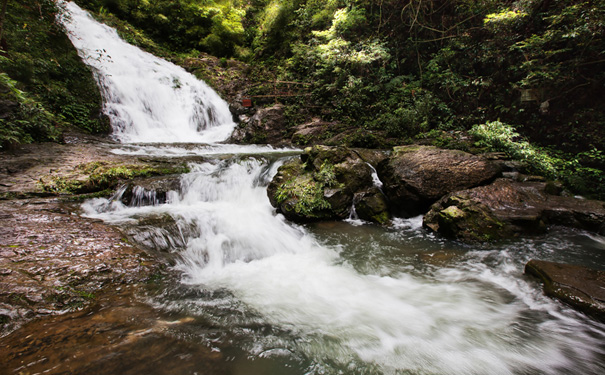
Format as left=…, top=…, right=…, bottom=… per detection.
left=61, top=2, right=605, bottom=374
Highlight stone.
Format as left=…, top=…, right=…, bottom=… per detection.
left=377, top=145, right=502, bottom=216
left=424, top=179, right=605, bottom=242
left=119, top=175, right=181, bottom=207
left=267, top=146, right=379, bottom=223
left=230, top=104, right=289, bottom=146
left=525, top=260, right=605, bottom=322
left=291, top=119, right=337, bottom=146
left=354, top=187, right=390, bottom=224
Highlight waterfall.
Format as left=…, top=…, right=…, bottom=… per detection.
left=59, top=2, right=235, bottom=143
left=66, top=2, right=605, bottom=373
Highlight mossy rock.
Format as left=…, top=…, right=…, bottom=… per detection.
left=424, top=195, right=509, bottom=242
left=354, top=187, right=390, bottom=225
left=268, top=146, right=379, bottom=223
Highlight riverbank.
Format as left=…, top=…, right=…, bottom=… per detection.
left=0, top=131, right=178, bottom=336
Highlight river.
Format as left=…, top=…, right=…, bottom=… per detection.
left=60, top=2, right=605, bottom=374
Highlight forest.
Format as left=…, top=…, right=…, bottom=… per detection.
left=0, top=0, right=604, bottom=198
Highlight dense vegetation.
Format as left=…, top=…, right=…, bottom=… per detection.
left=0, top=0, right=107, bottom=148
left=1, top=0, right=603, bottom=197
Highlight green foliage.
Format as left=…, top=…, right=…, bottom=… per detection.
left=471, top=121, right=605, bottom=199
left=0, top=0, right=106, bottom=147
left=0, top=72, right=59, bottom=148
left=275, top=161, right=338, bottom=217
left=471, top=120, right=559, bottom=177
left=76, top=0, right=246, bottom=57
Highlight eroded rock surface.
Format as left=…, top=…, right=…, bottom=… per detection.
left=424, top=179, right=605, bottom=242
left=525, top=260, right=605, bottom=322
left=377, top=145, right=501, bottom=216
left=267, top=146, right=390, bottom=223
left=0, top=198, right=161, bottom=336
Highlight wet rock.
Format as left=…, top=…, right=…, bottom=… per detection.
left=0, top=198, right=161, bottom=336
left=354, top=187, right=390, bottom=224
left=525, top=260, right=605, bottom=322
left=230, top=104, right=289, bottom=146
left=351, top=148, right=390, bottom=168
left=0, top=288, right=227, bottom=375
left=119, top=175, right=181, bottom=207
left=424, top=179, right=605, bottom=242
left=267, top=146, right=389, bottom=223
left=377, top=145, right=502, bottom=216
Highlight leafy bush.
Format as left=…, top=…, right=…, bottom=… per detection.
left=471, top=120, right=605, bottom=199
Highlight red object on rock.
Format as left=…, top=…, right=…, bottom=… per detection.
left=242, top=98, right=252, bottom=107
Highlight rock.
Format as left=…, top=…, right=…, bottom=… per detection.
left=291, top=119, right=337, bottom=146
left=230, top=104, right=289, bottom=146
left=525, top=260, right=605, bottom=322
left=377, top=145, right=502, bottom=216
left=354, top=187, right=390, bottom=224
left=267, top=146, right=389, bottom=223
left=424, top=179, right=605, bottom=242
left=351, top=148, right=390, bottom=168
left=0, top=198, right=160, bottom=336
left=119, top=175, right=181, bottom=207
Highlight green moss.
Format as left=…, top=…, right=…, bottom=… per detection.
left=39, top=161, right=189, bottom=194
left=371, top=211, right=390, bottom=225
left=275, top=175, right=331, bottom=217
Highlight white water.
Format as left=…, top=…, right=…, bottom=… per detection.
left=66, top=2, right=605, bottom=374
left=59, top=2, right=235, bottom=143
left=83, top=157, right=605, bottom=374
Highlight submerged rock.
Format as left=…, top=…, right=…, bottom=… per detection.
left=377, top=145, right=501, bottom=216
left=525, top=260, right=605, bottom=322
left=424, top=179, right=605, bottom=242
left=267, top=146, right=390, bottom=223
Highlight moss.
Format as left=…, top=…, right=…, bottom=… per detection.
left=371, top=211, right=390, bottom=225
left=39, top=162, right=189, bottom=195
left=275, top=175, right=331, bottom=218
left=392, top=145, right=432, bottom=156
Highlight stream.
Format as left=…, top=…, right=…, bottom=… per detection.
left=58, top=2, right=605, bottom=374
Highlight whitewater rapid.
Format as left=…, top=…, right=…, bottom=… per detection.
left=82, top=157, right=605, bottom=375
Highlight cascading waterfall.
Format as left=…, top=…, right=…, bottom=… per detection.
left=65, top=2, right=605, bottom=374
left=59, top=1, right=235, bottom=143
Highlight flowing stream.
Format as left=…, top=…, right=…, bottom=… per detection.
left=62, top=2, right=605, bottom=374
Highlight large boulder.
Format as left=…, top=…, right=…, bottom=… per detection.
left=424, top=179, right=605, bottom=242
left=230, top=104, right=289, bottom=146
left=267, top=146, right=390, bottom=223
left=377, top=145, right=502, bottom=216
left=525, top=260, right=605, bottom=322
